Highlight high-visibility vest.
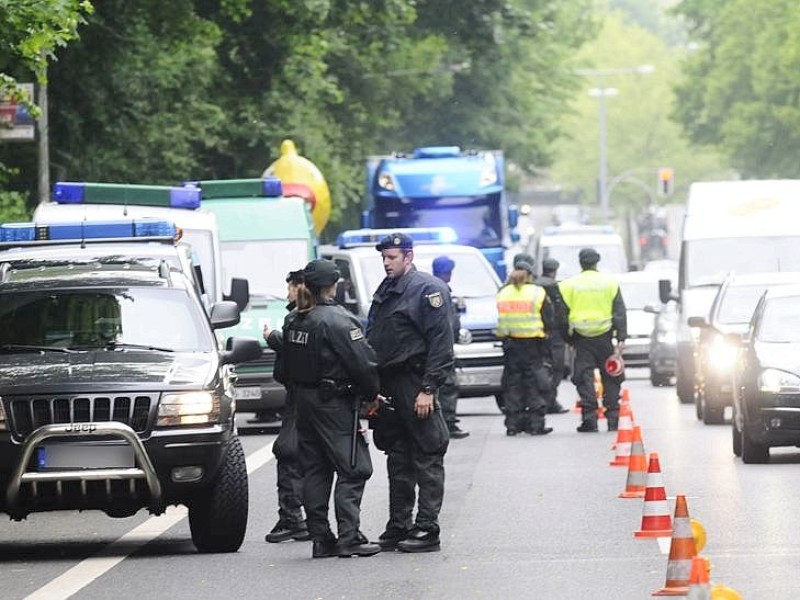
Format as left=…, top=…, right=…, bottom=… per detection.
left=496, top=284, right=547, bottom=338
left=558, top=270, right=619, bottom=337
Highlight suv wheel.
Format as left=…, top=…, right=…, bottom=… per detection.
left=695, top=391, right=703, bottom=420
left=732, top=419, right=742, bottom=457
left=189, top=436, right=249, bottom=553
left=701, top=393, right=725, bottom=425
left=676, top=365, right=694, bottom=405
left=741, top=426, right=769, bottom=464
left=649, top=372, right=670, bottom=387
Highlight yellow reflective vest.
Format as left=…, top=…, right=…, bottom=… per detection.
left=496, top=283, right=547, bottom=338
left=558, top=270, right=619, bottom=337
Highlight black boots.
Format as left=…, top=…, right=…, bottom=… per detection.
left=265, top=519, right=311, bottom=543
left=576, top=420, right=599, bottom=433
left=397, top=528, right=441, bottom=553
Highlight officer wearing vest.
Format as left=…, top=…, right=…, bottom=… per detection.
left=276, top=259, right=382, bottom=558
left=367, top=232, right=454, bottom=553
left=534, top=257, right=570, bottom=415
left=496, top=253, right=555, bottom=436
left=558, top=248, right=627, bottom=433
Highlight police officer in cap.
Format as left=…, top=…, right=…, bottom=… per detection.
left=276, top=258, right=382, bottom=558
left=534, top=257, right=570, bottom=415
left=496, top=253, right=555, bottom=436
left=367, top=232, right=454, bottom=553
left=558, top=248, right=627, bottom=432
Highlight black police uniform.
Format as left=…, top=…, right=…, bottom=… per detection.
left=277, top=291, right=380, bottom=555
left=264, top=299, right=309, bottom=543
left=534, top=260, right=569, bottom=414
left=367, top=237, right=454, bottom=553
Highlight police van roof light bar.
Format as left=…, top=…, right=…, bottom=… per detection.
left=52, top=182, right=201, bottom=210
left=189, top=177, right=283, bottom=200
left=0, top=219, right=179, bottom=246
left=337, top=227, right=458, bottom=249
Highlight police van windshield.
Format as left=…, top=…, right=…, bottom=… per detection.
left=618, top=280, right=660, bottom=310
left=218, top=239, right=310, bottom=298
left=684, top=237, right=800, bottom=289
left=0, top=288, right=214, bottom=352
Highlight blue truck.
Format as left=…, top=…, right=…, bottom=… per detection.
left=363, top=146, right=519, bottom=280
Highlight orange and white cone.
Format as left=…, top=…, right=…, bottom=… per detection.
left=619, top=426, right=647, bottom=498
left=687, top=556, right=711, bottom=600
left=634, top=452, right=672, bottom=538
left=610, top=403, right=634, bottom=465
left=653, top=495, right=698, bottom=595
left=621, top=387, right=631, bottom=405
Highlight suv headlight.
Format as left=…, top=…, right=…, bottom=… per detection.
left=157, top=392, right=220, bottom=426
left=0, top=397, right=6, bottom=431
left=706, top=335, right=737, bottom=372
left=759, top=369, right=800, bottom=394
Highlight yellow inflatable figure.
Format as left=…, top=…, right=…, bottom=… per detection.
left=263, top=139, right=331, bottom=235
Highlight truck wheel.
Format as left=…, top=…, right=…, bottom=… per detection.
left=189, top=436, right=249, bottom=553
left=741, top=426, right=769, bottom=464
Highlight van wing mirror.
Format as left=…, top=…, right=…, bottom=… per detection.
left=227, top=278, right=250, bottom=312
left=687, top=315, right=709, bottom=329
left=658, top=278, right=675, bottom=304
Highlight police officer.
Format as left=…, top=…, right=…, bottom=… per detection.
left=262, top=269, right=310, bottom=543
left=558, top=248, right=627, bottom=433
left=496, top=253, right=555, bottom=436
left=276, top=259, right=382, bottom=558
left=432, top=255, right=469, bottom=439
left=534, top=257, right=570, bottom=415
left=367, top=233, right=453, bottom=553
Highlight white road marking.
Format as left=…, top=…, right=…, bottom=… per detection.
left=24, top=439, right=275, bottom=600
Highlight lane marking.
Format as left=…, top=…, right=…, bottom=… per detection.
left=25, top=439, right=275, bottom=600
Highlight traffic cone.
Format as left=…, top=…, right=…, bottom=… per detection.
left=653, top=495, right=698, bottom=595
left=619, top=426, right=647, bottom=498
left=634, top=452, right=672, bottom=538
left=610, top=403, right=634, bottom=466
left=621, top=387, right=631, bottom=404
left=687, top=556, right=711, bottom=600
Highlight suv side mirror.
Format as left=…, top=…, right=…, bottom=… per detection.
left=687, top=315, right=709, bottom=329
left=210, top=300, right=241, bottom=329
left=222, top=336, right=262, bottom=365
left=226, top=278, right=250, bottom=312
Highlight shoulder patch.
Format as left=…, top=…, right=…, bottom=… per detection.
left=349, top=328, right=364, bottom=341
left=426, top=291, right=443, bottom=308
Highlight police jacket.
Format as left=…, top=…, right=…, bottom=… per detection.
left=558, top=269, right=627, bottom=340
left=275, top=300, right=380, bottom=400
left=446, top=284, right=461, bottom=341
left=534, top=274, right=568, bottom=340
left=367, top=266, right=455, bottom=390
left=496, top=283, right=555, bottom=339
left=265, top=300, right=296, bottom=352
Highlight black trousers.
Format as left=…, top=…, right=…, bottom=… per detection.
left=501, top=338, right=549, bottom=433
left=272, top=399, right=304, bottom=525
left=374, top=369, right=449, bottom=534
left=295, top=387, right=372, bottom=544
left=571, top=331, right=624, bottom=422
left=548, top=336, right=566, bottom=410
left=438, top=367, right=460, bottom=427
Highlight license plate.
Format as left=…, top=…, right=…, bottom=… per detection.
left=37, top=443, right=135, bottom=471
left=234, top=386, right=262, bottom=400
left=458, top=373, right=490, bottom=387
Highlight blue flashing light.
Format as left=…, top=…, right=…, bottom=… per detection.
left=413, top=146, right=461, bottom=159
left=263, top=177, right=283, bottom=198
left=169, top=185, right=202, bottom=209
left=52, top=182, right=85, bottom=204
left=337, top=227, right=458, bottom=249
left=0, top=219, right=177, bottom=245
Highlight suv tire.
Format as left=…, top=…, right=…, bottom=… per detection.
left=741, top=426, right=769, bottom=464
left=676, top=364, right=694, bottom=405
left=189, top=436, right=249, bottom=553
left=732, top=421, right=742, bottom=457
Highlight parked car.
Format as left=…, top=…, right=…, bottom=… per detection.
left=645, top=301, right=677, bottom=387
left=689, top=272, right=800, bottom=425
left=731, top=284, right=800, bottom=463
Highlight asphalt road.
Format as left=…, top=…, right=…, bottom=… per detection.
left=2, top=369, right=798, bottom=599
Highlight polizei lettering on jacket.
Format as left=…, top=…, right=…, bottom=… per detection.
left=289, top=330, right=309, bottom=345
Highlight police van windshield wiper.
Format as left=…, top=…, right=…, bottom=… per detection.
left=0, top=344, right=74, bottom=353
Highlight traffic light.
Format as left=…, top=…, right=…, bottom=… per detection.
left=657, top=167, right=674, bottom=197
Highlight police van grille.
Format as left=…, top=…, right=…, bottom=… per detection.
left=8, top=394, right=155, bottom=439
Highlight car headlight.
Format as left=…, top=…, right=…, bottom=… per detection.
left=458, top=327, right=473, bottom=345
left=157, top=392, right=220, bottom=427
left=706, top=335, right=738, bottom=372
left=657, top=331, right=676, bottom=345
left=759, top=368, right=800, bottom=394
left=0, top=397, right=6, bottom=431
left=377, top=171, right=395, bottom=191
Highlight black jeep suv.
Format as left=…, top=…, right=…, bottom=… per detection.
left=0, top=259, right=260, bottom=552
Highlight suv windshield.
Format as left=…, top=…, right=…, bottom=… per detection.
left=0, top=288, right=214, bottom=352
left=717, top=285, right=769, bottom=325
left=758, top=296, right=800, bottom=343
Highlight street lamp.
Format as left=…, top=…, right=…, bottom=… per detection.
left=588, top=87, right=618, bottom=222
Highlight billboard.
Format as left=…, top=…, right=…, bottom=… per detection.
left=0, top=83, right=35, bottom=142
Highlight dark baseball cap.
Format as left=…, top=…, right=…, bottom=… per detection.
left=432, top=256, right=455, bottom=275
left=513, top=252, right=536, bottom=275
left=302, top=259, right=341, bottom=287
left=285, top=269, right=304, bottom=284
left=542, top=257, right=560, bottom=272
left=579, top=247, right=601, bottom=264
left=375, top=232, right=414, bottom=252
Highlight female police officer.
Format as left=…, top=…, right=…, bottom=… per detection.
left=275, top=258, right=382, bottom=558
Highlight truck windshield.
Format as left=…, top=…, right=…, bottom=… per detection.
left=0, top=288, right=214, bottom=351
left=684, top=237, right=800, bottom=288
left=219, top=239, right=310, bottom=298
left=374, top=196, right=502, bottom=248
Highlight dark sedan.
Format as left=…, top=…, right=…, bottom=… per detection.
left=732, top=284, right=800, bottom=463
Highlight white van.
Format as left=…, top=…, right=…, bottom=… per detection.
left=662, top=180, right=800, bottom=404
left=534, top=224, right=628, bottom=280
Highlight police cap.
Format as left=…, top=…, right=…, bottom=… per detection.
left=513, top=252, right=536, bottom=275
left=302, top=259, right=341, bottom=287
left=375, top=232, right=414, bottom=252
left=432, top=255, right=455, bottom=276
left=285, top=269, right=304, bottom=284
left=579, top=247, right=601, bottom=264
left=542, top=257, right=560, bottom=272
